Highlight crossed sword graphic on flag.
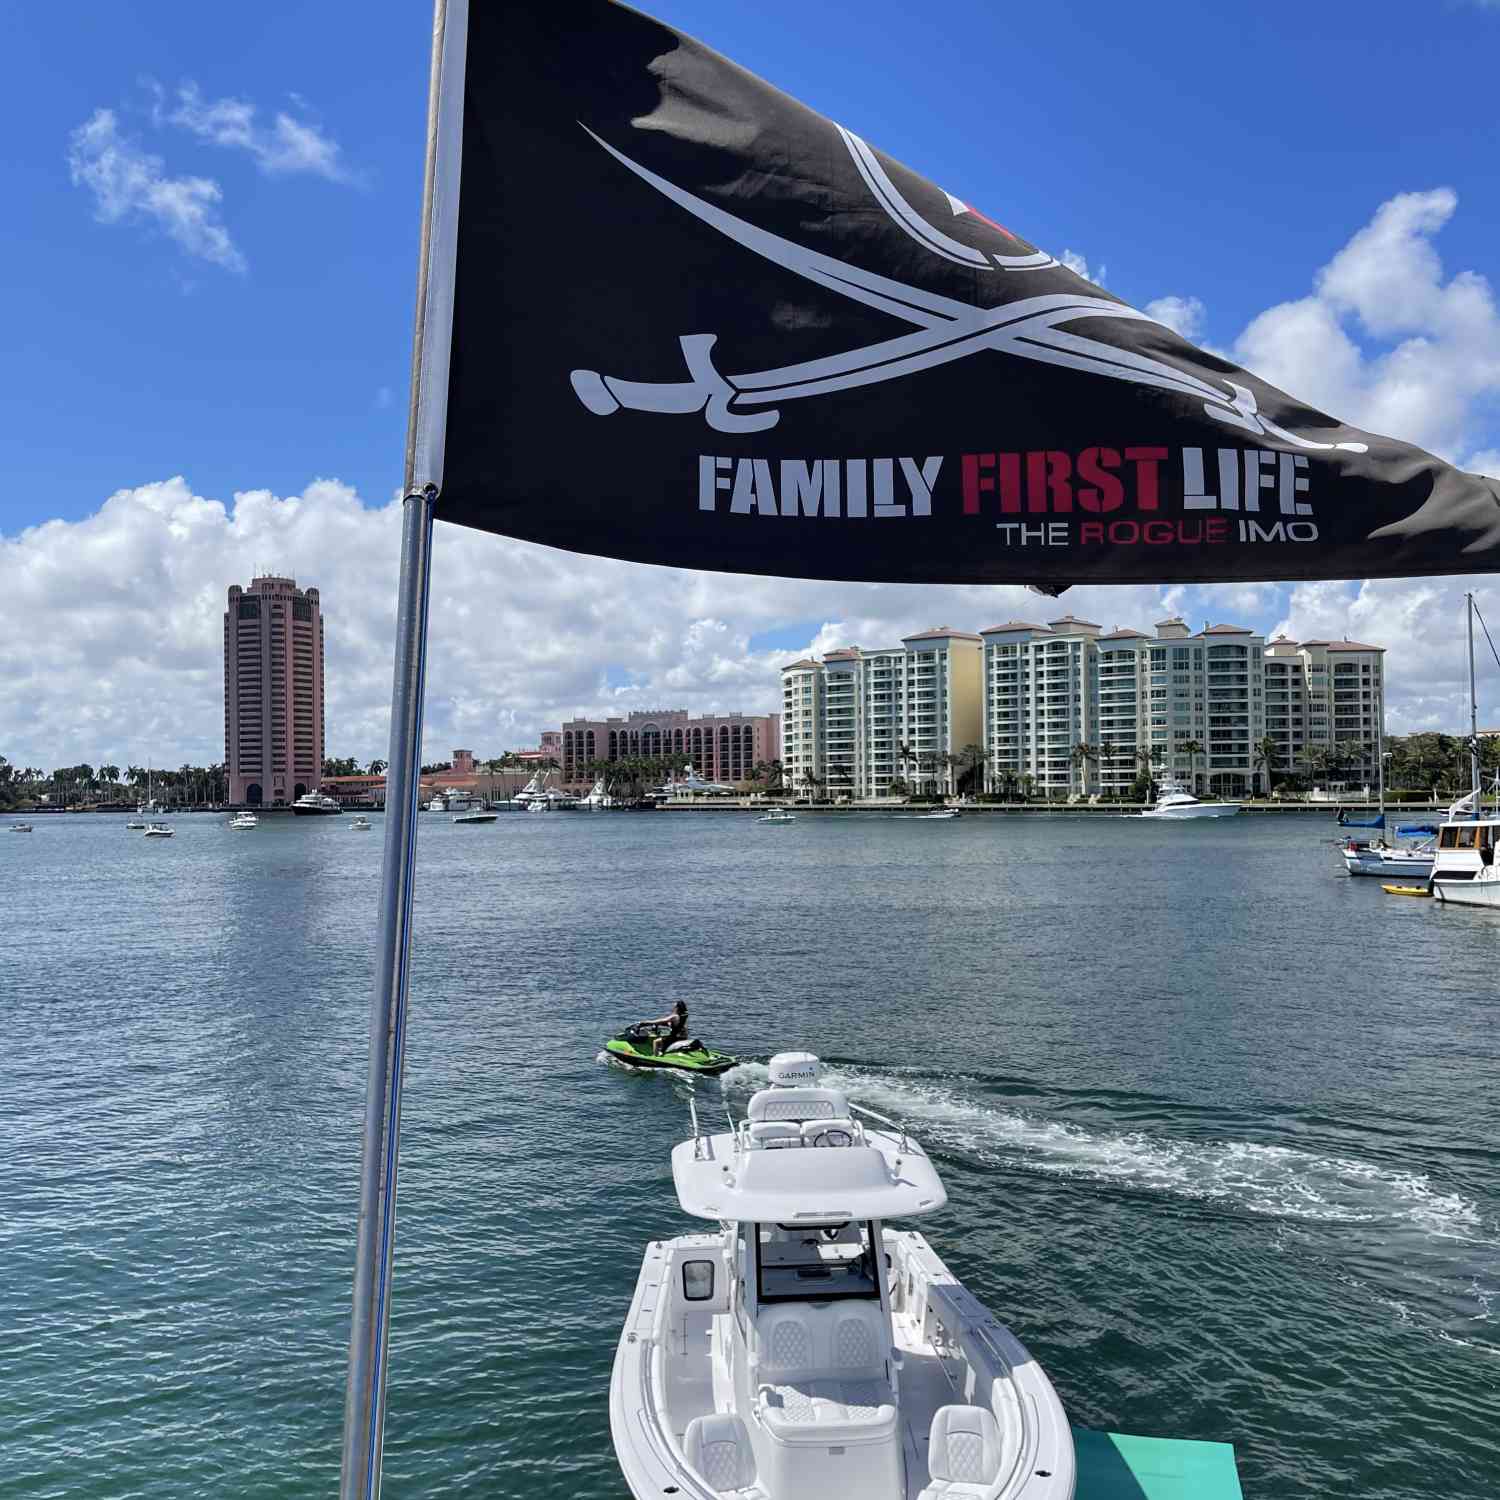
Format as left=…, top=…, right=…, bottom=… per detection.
left=570, top=125, right=1366, bottom=456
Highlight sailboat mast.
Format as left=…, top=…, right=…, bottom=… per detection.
left=1469, top=591, right=1481, bottom=798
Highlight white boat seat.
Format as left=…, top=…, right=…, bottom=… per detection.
left=746, top=1085, right=850, bottom=1123
left=749, top=1121, right=804, bottom=1148
left=684, top=1413, right=764, bottom=1498
left=918, top=1404, right=1003, bottom=1498
left=801, top=1117, right=859, bottom=1148
left=754, top=1302, right=896, bottom=1443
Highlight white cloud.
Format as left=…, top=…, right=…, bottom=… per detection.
left=13, top=188, right=1500, bottom=770
left=1060, top=249, right=1106, bottom=286
left=1143, top=294, right=1206, bottom=341
left=156, top=81, right=356, bottom=184
left=67, top=109, right=245, bottom=272
left=1232, top=188, right=1500, bottom=460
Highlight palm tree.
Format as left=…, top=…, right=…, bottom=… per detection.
left=956, top=743, right=984, bottom=797
left=1178, top=739, right=1204, bottom=793
left=1253, top=735, right=1281, bottom=796
left=1069, top=740, right=1099, bottom=795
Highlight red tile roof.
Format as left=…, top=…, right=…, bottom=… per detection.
left=1198, top=623, right=1254, bottom=635
left=1048, top=614, right=1103, bottom=629
left=1304, top=639, right=1385, bottom=651
left=979, top=621, right=1053, bottom=634
left=1098, top=628, right=1149, bottom=640
left=903, top=626, right=983, bottom=641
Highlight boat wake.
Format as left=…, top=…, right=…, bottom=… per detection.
left=724, top=1063, right=1486, bottom=1239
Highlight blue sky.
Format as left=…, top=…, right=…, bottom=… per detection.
left=3, top=0, right=1500, bottom=765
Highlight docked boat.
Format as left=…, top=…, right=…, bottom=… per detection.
left=526, top=786, right=580, bottom=811
left=512, top=772, right=547, bottom=806
left=143, top=823, right=174, bottom=838
left=425, top=794, right=447, bottom=812
left=604, top=1023, right=738, bottom=1075
left=611, top=1052, right=1073, bottom=1500
left=451, top=807, right=497, bottom=824
left=1430, top=792, right=1500, bottom=908
left=757, top=808, right=797, bottom=824
left=9, top=822, right=33, bottom=833
left=1340, top=825, right=1437, bottom=879
left=1139, top=778, right=1240, bottom=819
left=350, top=815, right=373, bottom=830
left=582, top=776, right=615, bottom=809
left=292, top=791, right=344, bottom=817
left=229, top=811, right=259, bottom=830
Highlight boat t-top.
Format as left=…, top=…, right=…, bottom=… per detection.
left=229, top=811, right=259, bottom=830
left=611, top=1053, right=1074, bottom=1500
left=143, top=823, right=174, bottom=838
left=1138, top=778, right=1240, bottom=819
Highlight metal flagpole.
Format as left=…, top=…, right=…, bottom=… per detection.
left=1468, top=592, right=1480, bottom=794
left=340, top=0, right=464, bottom=1495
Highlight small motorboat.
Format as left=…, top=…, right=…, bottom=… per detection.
left=451, top=808, right=497, bottom=824
left=350, top=815, right=373, bottom=830
left=125, top=819, right=147, bottom=829
left=610, top=1052, right=1074, bottom=1500
left=911, top=809, right=958, bottom=819
left=605, top=1023, right=738, bottom=1076
left=229, top=812, right=259, bottom=830
left=9, top=822, right=33, bottom=833
left=757, top=809, right=797, bottom=824
left=143, top=824, right=175, bottom=838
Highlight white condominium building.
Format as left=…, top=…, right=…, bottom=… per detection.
left=984, top=616, right=1269, bottom=797
left=1264, top=637, right=1385, bottom=786
left=780, top=629, right=983, bottom=798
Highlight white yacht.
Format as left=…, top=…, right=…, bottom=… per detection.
left=292, top=791, right=344, bottom=817
left=229, top=811, right=259, bottom=830
left=1138, top=778, right=1240, bottom=819
left=1429, top=791, right=1500, bottom=908
left=526, top=785, right=581, bottom=812
left=426, top=794, right=447, bottom=813
left=611, top=1053, right=1075, bottom=1500
left=582, top=777, right=614, bottom=809
left=512, top=772, right=547, bottom=806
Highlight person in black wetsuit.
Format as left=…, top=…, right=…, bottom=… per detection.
left=642, top=999, right=689, bottom=1054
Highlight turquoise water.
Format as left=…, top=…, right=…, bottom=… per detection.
left=2, top=811, right=1497, bottom=1498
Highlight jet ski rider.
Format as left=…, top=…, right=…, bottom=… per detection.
left=643, top=999, right=689, bottom=1054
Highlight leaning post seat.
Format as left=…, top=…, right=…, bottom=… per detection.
left=745, top=1085, right=850, bottom=1124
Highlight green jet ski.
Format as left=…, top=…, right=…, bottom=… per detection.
left=605, top=1022, right=738, bottom=1076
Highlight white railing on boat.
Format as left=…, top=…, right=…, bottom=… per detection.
left=848, top=1101, right=913, bottom=1152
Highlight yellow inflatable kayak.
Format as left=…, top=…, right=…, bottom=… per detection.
left=1382, top=884, right=1431, bottom=898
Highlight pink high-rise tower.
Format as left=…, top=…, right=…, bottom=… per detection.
left=224, top=575, right=326, bottom=806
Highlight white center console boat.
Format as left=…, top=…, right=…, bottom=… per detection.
left=611, top=1054, right=1075, bottom=1500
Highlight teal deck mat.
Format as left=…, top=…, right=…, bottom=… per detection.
left=1074, top=1426, right=1244, bottom=1499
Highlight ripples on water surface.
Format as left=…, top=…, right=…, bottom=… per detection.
left=2, top=811, right=1497, bottom=1498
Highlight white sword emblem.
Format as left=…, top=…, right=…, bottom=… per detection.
left=570, top=125, right=1367, bottom=454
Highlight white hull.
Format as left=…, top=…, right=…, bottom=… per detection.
left=1343, top=850, right=1435, bottom=878
left=1433, top=875, right=1500, bottom=907
left=1139, top=803, right=1239, bottom=819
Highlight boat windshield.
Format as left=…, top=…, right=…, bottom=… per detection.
left=754, top=1220, right=880, bottom=1303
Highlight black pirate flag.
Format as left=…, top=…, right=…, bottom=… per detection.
left=408, top=0, right=1500, bottom=589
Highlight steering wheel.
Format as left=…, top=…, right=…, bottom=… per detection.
left=811, top=1127, right=854, bottom=1148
